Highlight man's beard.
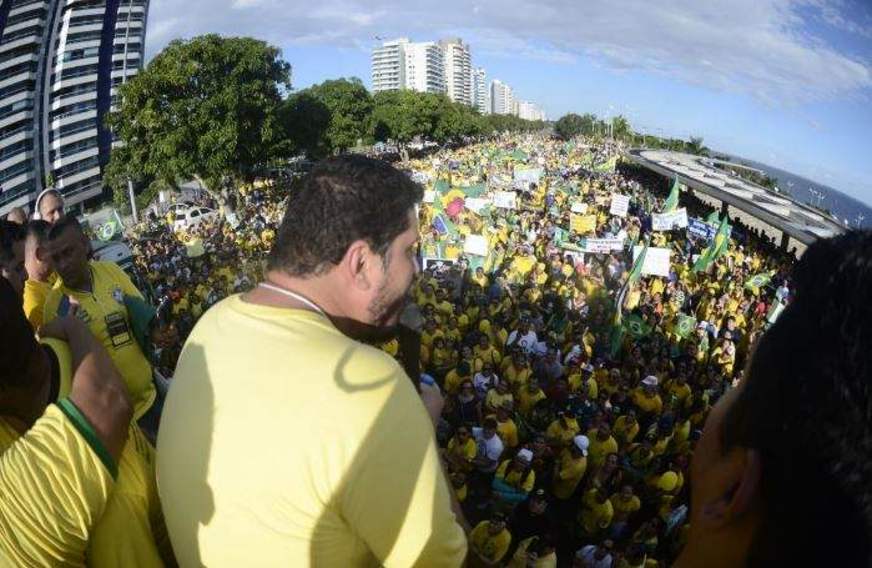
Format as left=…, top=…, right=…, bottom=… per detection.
left=340, top=282, right=409, bottom=345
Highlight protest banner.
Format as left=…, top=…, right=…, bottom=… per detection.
left=633, top=245, right=671, bottom=277
left=422, top=258, right=456, bottom=272
left=423, top=190, right=436, bottom=204
left=463, top=234, right=489, bottom=257
left=570, top=202, right=589, bottom=214
left=464, top=197, right=490, bottom=214
left=581, top=237, right=625, bottom=253
left=609, top=194, right=630, bottom=217
left=652, top=208, right=689, bottom=231
left=493, top=191, right=517, bottom=210
left=688, top=218, right=717, bottom=240
left=570, top=214, right=597, bottom=234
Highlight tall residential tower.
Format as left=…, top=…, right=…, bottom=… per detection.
left=0, top=0, right=148, bottom=216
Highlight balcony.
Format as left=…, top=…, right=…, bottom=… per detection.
left=52, top=143, right=98, bottom=169
left=51, top=89, right=96, bottom=110
left=56, top=164, right=100, bottom=187
left=8, top=1, right=49, bottom=18
left=4, top=17, right=45, bottom=35
left=0, top=70, right=35, bottom=91
left=51, top=108, right=96, bottom=130
left=0, top=33, right=42, bottom=53
left=0, top=53, right=38, bottom=73
left=52, top=72, right=98, bottom=92
left=0, top=149, right=32, bottom=172
left=50, top=126, right=96, bottom=147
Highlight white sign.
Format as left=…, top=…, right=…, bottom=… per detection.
left=584, top=237, right=625, bottom=253
left=493, top=191, right=517, bottom=210
left=465, top=197, right=490, bottom=214
left=570, top=202, right=589, bottom=214
left=633, top=246, right=672, bottom=277
left=609, top=194, right=630, bottom=217
left=423, top=190, right=436, bottom=204
left=514, top=167, right=543, bottom=185
left=463, top=234, right=489, bottom=257
left=652, top=208, right=689, bottom=231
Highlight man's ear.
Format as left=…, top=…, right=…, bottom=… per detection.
left=342, top=240, right=375, bottom=291
left=699, top=447, right=762, bottom=528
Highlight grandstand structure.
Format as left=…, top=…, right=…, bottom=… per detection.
left=626, top=149, right=847, bottom=254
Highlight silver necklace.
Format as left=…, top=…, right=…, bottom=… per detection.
left=258, top=282, right=326, bottom=318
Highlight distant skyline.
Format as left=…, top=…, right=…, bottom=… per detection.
left=146, top=0, right=872, bottom=207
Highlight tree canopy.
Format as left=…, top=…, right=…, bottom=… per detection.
left=106, top=34, right=292, bottom=208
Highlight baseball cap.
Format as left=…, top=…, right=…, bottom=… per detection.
left=573, top=435, right=590, bottom=456
left=642, top=375, right=659, bottom=387
left=516, top=449, right=534, bottom=463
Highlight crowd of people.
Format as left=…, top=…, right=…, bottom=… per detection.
left=3, top=131, right=868, bottom=567
left=390, top=135, right=795, bottom=566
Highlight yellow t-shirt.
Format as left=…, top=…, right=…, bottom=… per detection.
left=552, top=449, right=587, bottom=499
left=23, top=278, right=51, bottom=329
left=580, top=490, right=614, bottom=534
left=0, top=402, right=115, bottom=567
left=43, top=261, right=155, bottom=419
left=586, top=433, right=618, bottom=469
left=157, top=296, right=466, bottom=567
left=470, top=522, right=512, bottom=564
left=496, top=460, right=536, bottom=492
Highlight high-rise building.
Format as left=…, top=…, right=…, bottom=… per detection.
left=516, top=100, right=546, bottom=121
left=472, top=67, right=488, bottom=114
left=490, top=79, right=514, bottom=115
left=403, top=41, right=444, bottom=94
left=371, top=37, right=407, bottom=93
left=439, top=37, right=471, bottom=106
left=0, top=0, right=149, bottom=216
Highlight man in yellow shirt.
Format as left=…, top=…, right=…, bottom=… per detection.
left=0, top=277, right=139, bottom=566
left=552, top=435, right=589, bottom=499
left=158, top=156, right=467, bottom=566
left=587, top=423, right=619, bottom=469
left=578, top=488, right=614, bottom=540
left=42, top=217, right=157, bottom=427
left=470, top=513, right=512, bottom=566
left=22, top=219, right=53, bottom=329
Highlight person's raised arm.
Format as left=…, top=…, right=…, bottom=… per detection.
left=40, top=315, right=132, bottom=462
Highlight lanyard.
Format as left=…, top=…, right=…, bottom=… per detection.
left=258, top=282, right=327, bottom=318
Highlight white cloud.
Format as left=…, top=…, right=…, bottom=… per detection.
left=144, top=0, right=872, bottom=103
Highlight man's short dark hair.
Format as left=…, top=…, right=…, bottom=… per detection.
left=0, top=220, right=25, bottom=264
left=46, top=215, right=84, bottom=241
left=722, top=230, right=872, bottom=565
left=26, top=219, right=50, bottom=243
left=267, top=155, right=423, bottom=277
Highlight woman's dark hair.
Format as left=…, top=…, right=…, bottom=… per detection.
left=267, top=155, right=423, bottom=277
left=0, top=277, right=38, bottom=388
left=722, top=230, right=872, bottom=566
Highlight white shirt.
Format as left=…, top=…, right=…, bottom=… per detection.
left=472, top=428, right=504, bottom=472
left=507, top=330, right=539, bottom=354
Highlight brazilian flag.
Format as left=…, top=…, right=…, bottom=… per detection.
left=744, top=272, right=772, bottom=291
left=433, top=180, right=450, bottom=194
left=693, top=215, right=731, bottom=273
left=675, top=314, right=697, bottom=338
left=460, top=183, right=486, bottom=198
left=624, top=314, right=652, bottom=338
left=662, top=177, right=680, bottom=213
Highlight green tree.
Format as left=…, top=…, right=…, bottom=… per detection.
left=370, top=90, right=436, bottom=159
left=686, top=136, right=711, bottom=156
left=554, top=113, right=585, bottom=140
left=105, top=34, right=292, bottom=218
left=611, top=115, right=631, bottom=140
left=304, top=78, right=372, bottom=154
left=278, top=91, right=331, bottom=159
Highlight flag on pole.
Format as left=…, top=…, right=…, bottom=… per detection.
left=693, top=215, right=731, bottom=272
left=609, top=238, right=650, bottom=357
left=705, top=210, right=720, bottom=225
left=662, top=177, right=680, bottom=213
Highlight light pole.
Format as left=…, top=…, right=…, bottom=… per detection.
left=127, top=178, right=138, bottom=224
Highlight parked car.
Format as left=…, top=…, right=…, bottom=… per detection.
left=172, top=206, right=218, bottom=231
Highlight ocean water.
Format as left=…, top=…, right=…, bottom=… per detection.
left=728, top=157, right=872, bottom=229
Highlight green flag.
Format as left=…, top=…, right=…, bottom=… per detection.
left=609, top=238, right=649, bottom=358
left=624, top=314, right=652, bottom=338
left=744, top=272, right=772, bottom=291
left=675, top=314, right=697, bottom=338
left=705, top=210, right=720, bottom=225
left=693, top=215, right=731, bottom=273
left=663, top=177, right=680, bottom=213
left=97, top=209, right=124, bottom=241
left=433, top=180, right=450, bottom=194
left=628, top=240, right=649, bottom=287
left=460, top=183, right=486, bottom=198
left=594, top=156, right=618, bottom=173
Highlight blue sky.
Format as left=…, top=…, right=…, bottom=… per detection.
left=146, top=0, right=872, bottom=206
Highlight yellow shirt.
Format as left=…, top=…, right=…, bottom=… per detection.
left=158, top=296, right=466, bottom=567
left=518, top=388, right=546, bottom=416
left=631, top=388, right=663, bottom=415
left=0, top=403, right=114, bottom=567
left=552, top=449, right=587, bottom=499
left=614, top=415, right=640, bottom=447
left=587, top=433, right=619, bottom=469
left=23, top=278, right=51, bottom=329
left=43, top=261, right=155, bottom=419
left=470, top=521, right=512, bottom=564
left=508, top=537, right=558, bottom=568
left=496, top=460, right=536, bottom=492
left=546, top=417, right=580, bottom=446
left=580, top=490, right=614, bottom=534
left=495, top=417, right=519, bottom=448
